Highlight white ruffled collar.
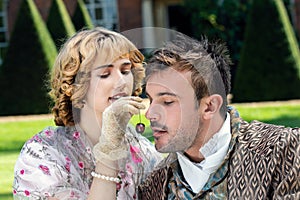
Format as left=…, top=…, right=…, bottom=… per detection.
left=177, top=113, right=231, bottom=193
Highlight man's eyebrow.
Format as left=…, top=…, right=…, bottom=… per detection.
left=146, top=91, right=177, bottom=98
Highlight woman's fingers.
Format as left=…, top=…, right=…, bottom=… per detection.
left=121, top=103, right=144, bottom=115
left=113, top=96, right=145, bottom=112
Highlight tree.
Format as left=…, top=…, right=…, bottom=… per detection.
left=72, top=0, right=94, bottom=31
left=0, top=0, right=57, bottom=115
left=183, top=0, right=251, bottom=89
left=233, top=0, right=300, bottom=102
left=46, top=0, right=75, bottom=49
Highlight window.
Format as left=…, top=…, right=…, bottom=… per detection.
left=0, top=0, right=8, bottom=65
left=84, top=0, right=118, bottom=30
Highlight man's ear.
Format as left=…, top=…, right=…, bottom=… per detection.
left=200, top=94, right=223, bottom=120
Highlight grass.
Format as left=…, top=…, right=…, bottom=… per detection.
left=233, top=101, right=300, bottom=127
left=0, top=119, right=55, bottom=152
left=0, top=152, right=19, bottom=200
left=0, top=118, right=54, bottom=200
left=1, top=100, right=299, bottom=199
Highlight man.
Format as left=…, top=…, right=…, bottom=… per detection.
left=138, top=35, right=299, bottom=199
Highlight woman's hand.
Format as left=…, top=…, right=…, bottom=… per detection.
left=93, top=96, right=145, bottom=161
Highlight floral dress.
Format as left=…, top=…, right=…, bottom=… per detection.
left=13, top=125, right=162, bottom=199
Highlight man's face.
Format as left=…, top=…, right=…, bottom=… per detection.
left=145, top=68, right=201, bottom=153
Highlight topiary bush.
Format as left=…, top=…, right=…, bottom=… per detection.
left=233, top=0, right=300, bottom=102
left=72, top=0, right=94, bottom=31
left=0, top=0, right=57, bottom=115
left=46, top=0, right=75, bottom=50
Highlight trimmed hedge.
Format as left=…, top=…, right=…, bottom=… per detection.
left=72, top=0, right=94, bottom=31
left=0, top=0, right=57, bottom=115
left=233, top=0, right=300, bottom=102
left=46, top=0, right=75, bottom=50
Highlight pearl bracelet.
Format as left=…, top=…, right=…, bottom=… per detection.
left=91, top=171, right=121, bottom=183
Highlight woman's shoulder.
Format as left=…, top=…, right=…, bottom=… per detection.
left=13, top=125, right=92, bottom=199
left=24, top=126, right=64, bottom=146
left=17, top=126, right=63, bottom=157
left=16, top=125, right=93, bottom=172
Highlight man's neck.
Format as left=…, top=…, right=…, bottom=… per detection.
left=184, top=113, right=226, bottom=163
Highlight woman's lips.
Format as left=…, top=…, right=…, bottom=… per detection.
left=108, top=92, right=127, bottom=103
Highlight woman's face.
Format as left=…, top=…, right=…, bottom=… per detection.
left=82, top=55, right=134, bottom=120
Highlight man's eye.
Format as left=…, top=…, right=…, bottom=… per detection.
left=164, top=101, right=174, bottom=105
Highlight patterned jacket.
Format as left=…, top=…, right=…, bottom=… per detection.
left=138, top=108, right=300, bottom=199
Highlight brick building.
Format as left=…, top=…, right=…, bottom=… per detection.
left=0, top=0, right=300, bottom=64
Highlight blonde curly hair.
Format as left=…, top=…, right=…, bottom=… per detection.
left=49, top=27, right=145, bottom=126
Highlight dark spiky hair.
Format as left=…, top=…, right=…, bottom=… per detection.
left=201, top=37, right=232, bottom=95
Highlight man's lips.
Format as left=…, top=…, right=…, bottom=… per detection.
left=151, top=127, right=168, bottom=138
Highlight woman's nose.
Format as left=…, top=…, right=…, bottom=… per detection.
left=114, top=72, right=126, bottom=89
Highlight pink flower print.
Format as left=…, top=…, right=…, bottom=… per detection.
left=44, top=192, right=50, bottom=197
left=70, top=190, right=80, bottom=198
left=65, top=163, right=71, bottom=172
left=64, top=140, right=72, bottom=147
left=33, top=135, right=42, bottom=143
left=124, top=174, right=133, bottom=186
left=65, top=156, right=71, bottom=172
left=65, top=156, right=71, bottom=162
left=73, top=131, right=80, bottom=139
left=126, top=163, right=133, bottom=175
left=116, top=182, right=122, bottom=190
left=44, top=129, right=54, bottom=137
left=20, top=169, right=25, bottom=175
left=119, top=171, right=126, bottom=179
left=78, top=161, right=84, bottom=169
left=70, top=191, right=75, bottom=198
left=130, top=145, right=143, bottom=163
left=24, top=190, right=30, bottom=196
left=13, top=189, right=16, bottom=194
left=86, top=147, right=92, bottom=154
left=39, top=165, right=50, bottom=175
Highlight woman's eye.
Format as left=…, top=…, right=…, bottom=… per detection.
left=99, top=73, right=110, bottom=78
left=122, top=70, right=131, bottom=75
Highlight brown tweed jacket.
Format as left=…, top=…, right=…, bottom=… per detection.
left=138, top=110, right=300, bottom=199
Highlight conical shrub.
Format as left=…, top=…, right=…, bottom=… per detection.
left=47, top=0, right=75, bottom=49
left=0, top=0, right=57, bottom=115
left=233, top=0, right=300, bottom=102
left=72, top=0, right=94, bottom=31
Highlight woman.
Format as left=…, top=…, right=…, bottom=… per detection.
left=13, top=27, right=161, bottom=199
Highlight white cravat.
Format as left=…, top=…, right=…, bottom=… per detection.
left=177, top=113, right=231, bottom=193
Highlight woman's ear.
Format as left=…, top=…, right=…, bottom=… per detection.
left=201, top=94, right=223, bottom=120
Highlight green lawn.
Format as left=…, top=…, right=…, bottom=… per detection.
left=233, top=102, right=300, bottom=127
left=0, top=118, right=54, bottom=200
left=0, top=152, right=19, bottom=200
left=1, top=101, right=299, bottom=199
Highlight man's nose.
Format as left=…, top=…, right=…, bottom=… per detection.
left=145, top=103, right=164, bottom=123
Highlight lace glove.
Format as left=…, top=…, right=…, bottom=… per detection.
left=93, top=96, right=145, bottom=161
